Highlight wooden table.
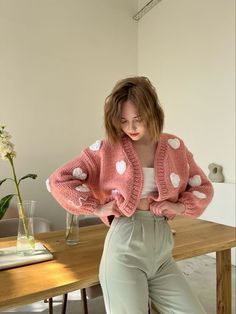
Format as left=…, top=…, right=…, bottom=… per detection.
left=0, top=216, right=235, bottom=314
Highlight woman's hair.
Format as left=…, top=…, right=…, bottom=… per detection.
left=104, top=76, right=165, bottom=143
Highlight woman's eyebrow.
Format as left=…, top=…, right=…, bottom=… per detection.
left=121, top=115, right=140, bottom=119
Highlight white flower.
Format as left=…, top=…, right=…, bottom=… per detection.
left=0, top=126, right=15, bottom=160
left=0, top=143, right=15, bottom=159
left=0, top=125, right=37, bottom=237
left=0, top=127, right=11, bottom=140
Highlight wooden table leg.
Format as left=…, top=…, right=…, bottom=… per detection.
left=216, top=249, right=231, bottom=314
left=49, top=297, right=53, bottom=314
left=61, top=294, right=68, bottom=314
left=81, top=288, right=88, bottom=314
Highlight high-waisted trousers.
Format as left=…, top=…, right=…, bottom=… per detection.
left=99, top=210, right=206, bottom=314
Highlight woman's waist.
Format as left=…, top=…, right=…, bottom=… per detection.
left=137, top=198, right=150, bottom=210
left=117, top=210, right=166, bottom=222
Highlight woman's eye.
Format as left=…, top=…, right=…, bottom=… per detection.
left=121, top=120, right=127, bottom=124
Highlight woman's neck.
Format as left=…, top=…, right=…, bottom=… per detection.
left=131, top=137, right=158, bottom=168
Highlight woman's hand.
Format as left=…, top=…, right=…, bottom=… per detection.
left=94, top=201, right=121, bottom=217
left=150, top=201, right=185, bottom=220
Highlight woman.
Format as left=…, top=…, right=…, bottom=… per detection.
left=48, top=76, right=214, bottom=313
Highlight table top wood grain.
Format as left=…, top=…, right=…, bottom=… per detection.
left=0, top=216, right=235, bottom=311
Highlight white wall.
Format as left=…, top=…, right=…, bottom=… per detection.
left=0, top=0, right=138, bottom=229
left=200, top=183, right=236, bottom=265
left=138, top=0, right=235, bottom=264
left=138, top=0, right=235, bottom=183
left=1, top=0, right=235, bottom=235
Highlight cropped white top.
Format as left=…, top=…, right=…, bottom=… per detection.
left=140, top=167, right=158, bottom=198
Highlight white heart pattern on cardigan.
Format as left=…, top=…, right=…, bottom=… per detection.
left=75, top=184, right=90, bottom=192
left=189, top=175, right=202, bottom=187
left=192, top=191, right=207, bottom=199
left=170, top=172, right=180, bottom=188
left=116, top=160, right=126, bottom=175
left=89, top=140, right=102, bottom=151
left=168, top=138, right=180, bottom=149
left=73, top=167, right=87, bottom=180
left=46, top=178, right=51, bottom=193
left=111, top=189, right=120, bottom=195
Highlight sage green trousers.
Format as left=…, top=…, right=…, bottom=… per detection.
left=99, top=210, right=206, bottom=314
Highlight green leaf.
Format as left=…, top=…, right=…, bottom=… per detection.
left=0, top=179, right=8, bottom=186
left=19, top=174, right=37, bottom=184
left=0, top=178, right=13, bottom=186
left=0, top=194, right=14, bottom=220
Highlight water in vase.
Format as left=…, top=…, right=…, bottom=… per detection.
left=16, top=235, right=35, bottom=255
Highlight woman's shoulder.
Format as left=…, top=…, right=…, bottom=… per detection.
left=161, top=132, right=188, bottom=151
left=83, top=138, right=121, bottom=156
left=161, top=132, right=185, bottom=143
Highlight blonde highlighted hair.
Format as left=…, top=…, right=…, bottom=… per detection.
left=104, top=76, right=164, bottom=143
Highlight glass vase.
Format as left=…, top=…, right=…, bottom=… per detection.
left=16, top=200, right=36, bottom=256
left=66, top=212, right=80, bottom=245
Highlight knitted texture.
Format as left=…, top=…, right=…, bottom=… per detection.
left=48, top=133, right=214, bottom=226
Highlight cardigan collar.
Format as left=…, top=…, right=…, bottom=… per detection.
left=121, top=133, right=169, bottom=204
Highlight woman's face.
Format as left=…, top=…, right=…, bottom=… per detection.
left=120, top=100, right=149, bottom=142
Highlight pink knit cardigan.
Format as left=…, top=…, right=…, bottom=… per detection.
left=48, top=133, right=214, bottom=226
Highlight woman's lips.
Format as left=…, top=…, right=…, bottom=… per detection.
left=130, top=133, right=139, bottom=137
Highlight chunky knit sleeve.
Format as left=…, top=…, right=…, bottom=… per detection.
left=48, top=149, right=100, bottom=215
left=178, top=148, right=214, bottom=217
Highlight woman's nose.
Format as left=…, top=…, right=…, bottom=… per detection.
left=130, top=121, right=137, bottom=131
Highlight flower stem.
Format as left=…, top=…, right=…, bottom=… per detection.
left=8, top=155, right=29, bottom=238
left=66, top=214, right=74, bottom=240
